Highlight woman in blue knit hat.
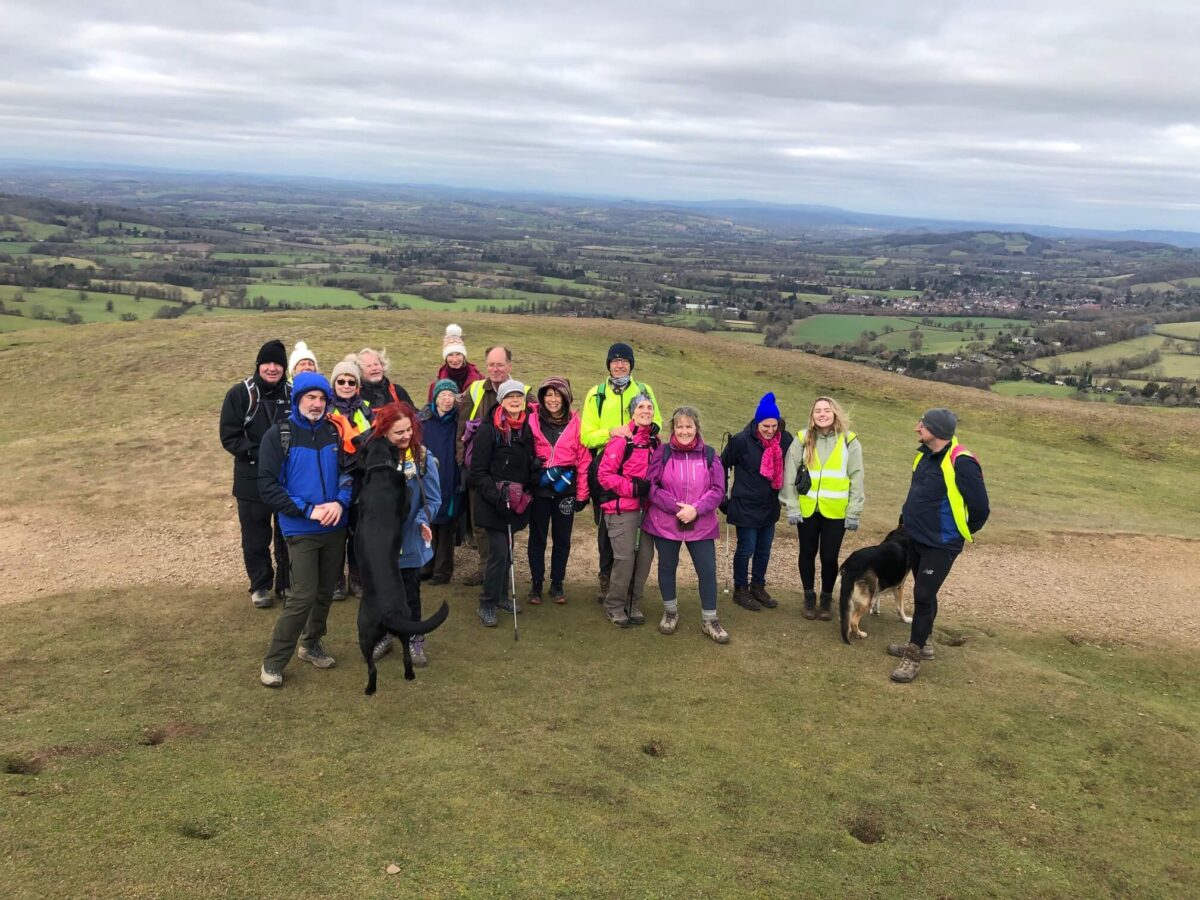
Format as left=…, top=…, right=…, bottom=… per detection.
left=719, top=392, right=795, bottom=611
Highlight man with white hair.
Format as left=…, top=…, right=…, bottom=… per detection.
left=356, top=347, right=414, bottom=410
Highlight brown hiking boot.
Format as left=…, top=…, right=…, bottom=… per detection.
left=750, top=584, right=777, bottom=609
left=817, top=592, right=834, bottom=621
left=627, top=601, right=646, bottom=626
left=890, top=643, right=922, bottom=683
left=801, top=590, right=818, bottom=620
left=887, top=642, right=935, bottom=660
left=732, top=585, right=761, bottom=611
left=596, top=574, right=611, bottom=604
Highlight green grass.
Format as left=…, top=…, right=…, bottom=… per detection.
left=1129, top=354, right=1200, bottom=380
left=1033, top=335, right=1172, bottom=374
left=0, top=286, right=174, bottom=324
left=990, top=380, right=1077, bottom=399
left=1155, top=322, right=1200, bottom=340
left=2, top=588, right=1197, bottom=898
left=247, top=284, right=374, bottom=308
left=0, top=241, right=31, bottom=254
left=790, top=315, right=1014, bottom=350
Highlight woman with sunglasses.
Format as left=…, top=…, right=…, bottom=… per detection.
left=328, top=356, right=375, bottom=599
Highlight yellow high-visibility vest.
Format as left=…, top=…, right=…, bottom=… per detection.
left=913, top=436, right=976, bottom=543
left=799, top=431, right=856, bottom=519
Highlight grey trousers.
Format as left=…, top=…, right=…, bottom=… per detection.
left=264, top=529, right=346, bottom=671
left=603, top=510, right=655, bottom=615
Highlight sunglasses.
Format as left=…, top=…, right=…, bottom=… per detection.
left=335, top=378, right=358, bottom=386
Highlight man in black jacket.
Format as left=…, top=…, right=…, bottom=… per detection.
left=219, top=339, right=293, bottom=608
left=891, top=408, right=990, bottom=683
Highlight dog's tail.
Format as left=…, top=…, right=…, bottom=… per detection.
left=838, top=571, right=853, bottom=645
left=383, top=601, right=450, bottom=639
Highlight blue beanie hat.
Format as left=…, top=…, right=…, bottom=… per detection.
left=754, top=392, right=781, bottom=423
left=292, top=371, right=332, bottom=409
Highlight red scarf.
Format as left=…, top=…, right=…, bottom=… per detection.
left=669, top=434, right=698, bottom=452
left=493, top=404, right=527, bottom=443
left=757, top=430, right=783, bottom=490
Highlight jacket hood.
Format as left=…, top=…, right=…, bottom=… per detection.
left=537, top=376, right=574, bottom=411
left=291, top=371, right=333, bottom=417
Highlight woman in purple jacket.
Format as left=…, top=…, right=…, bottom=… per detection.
left=644, top=405, right=730, bottom=643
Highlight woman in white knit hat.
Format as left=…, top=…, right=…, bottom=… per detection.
left=427, top=323, right=483, bottom=401
left=288, top=341, right=318, bottom=379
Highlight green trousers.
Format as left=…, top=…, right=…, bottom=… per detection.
left=264, top=529, right=346, bottom=671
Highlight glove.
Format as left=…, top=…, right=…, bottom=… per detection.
left=787, top=512, right=803, bottom=526
left=845, top=518, right=859, bottom=532
left=630, top=477, right=650, bottom=497
left=573, top=498, right=589, bottom=513
left=718, top=498, right=729, bottom=515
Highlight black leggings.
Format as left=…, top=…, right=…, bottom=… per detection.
left=907, top=541, right=957, bottom=648
left=797, top=511, right=846, bottom=594
left=527, top=495, right=574, bottom=592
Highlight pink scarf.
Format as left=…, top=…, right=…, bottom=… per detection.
left=757, top=431, right=783, bottom=490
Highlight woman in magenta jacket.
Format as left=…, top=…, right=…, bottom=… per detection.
left=644, top=405, right=730, bottom=643
left=596, top=392, right=660, bottom=627
left=526, top=376, right=591, bottom=605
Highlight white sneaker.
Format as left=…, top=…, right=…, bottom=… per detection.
left=251, top=589, right=273, bottom=608
left=259, top=665, right=283, bottom=687
left=372, top=635, right=394, bottom=661
left=410, top=636, right=428, bottom=667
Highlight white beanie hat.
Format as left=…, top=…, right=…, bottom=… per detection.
left=288, top=340, right=318, bottom=376
left=442, top=323, right=467, bottom=361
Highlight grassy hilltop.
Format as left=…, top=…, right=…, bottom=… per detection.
left=1, top=313, right=1198, bottom=898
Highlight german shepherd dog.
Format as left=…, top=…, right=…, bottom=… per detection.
left=355, top=438, right=449, bottom=695
left=838, top=524, right=912, bottom=644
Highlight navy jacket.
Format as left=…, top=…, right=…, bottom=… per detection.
left=257, top=375, right=353, bottom=537
left=420, top=404, right=462, bottom=524
left=902, top=442, right=989, bottom=552
left=720, top=420, right=794, bottom=529
left=218, top=373, right=291, bottom=501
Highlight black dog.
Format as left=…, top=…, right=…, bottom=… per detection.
left=838, top=524, right=912, bottom=644
left=355, top=438, right=449, bottom=695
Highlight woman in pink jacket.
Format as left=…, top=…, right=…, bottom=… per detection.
left=644, top=405, right=730, bottom=643
left=526, top=377, right=591, bottom=605
left=596, top=392, right=660, bottom=627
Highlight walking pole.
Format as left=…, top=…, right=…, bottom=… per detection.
left=722, top=520, right=731, bottom=595
left=507, top=521, right=520, bottom=642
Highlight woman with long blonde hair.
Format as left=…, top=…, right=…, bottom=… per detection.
left=780, top=397, right=865, bottom=621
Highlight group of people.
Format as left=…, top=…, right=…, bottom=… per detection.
left=219, top=324, right=989, bottom=689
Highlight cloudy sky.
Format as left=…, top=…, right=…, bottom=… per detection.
left=1, top=1, right=1198, bottom=229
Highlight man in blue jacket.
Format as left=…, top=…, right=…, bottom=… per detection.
left=891, top=408, right=990, bottom=684
left=257, top=372, right=353, bottom=688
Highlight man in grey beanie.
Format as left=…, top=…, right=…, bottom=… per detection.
left=890, top=408, right=990, bottom=683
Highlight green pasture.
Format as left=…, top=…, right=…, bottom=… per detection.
left=0, top=241, right=31, bottom=254
left=1129, top=354, right=1200, bottom=380
left=790, top=315, right=1015, bottom=350
left=0, top=286, right=175, bottom=324
left=1033, top=335, right=1171, bottom=374
left=1, top=216, right=67, bottom=240
left=1155, top=322, right=1200, bottom=340
left=990, top=381, right=1077, bottom=399
left=248, top=284, right=374, bottom=308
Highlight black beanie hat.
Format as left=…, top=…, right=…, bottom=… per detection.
left=256, top=339, right=287, bottom=369
left=607, top=342, right=635, bottom=371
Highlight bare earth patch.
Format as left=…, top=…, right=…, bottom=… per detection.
left=3, top=504, right=1196, bottom=649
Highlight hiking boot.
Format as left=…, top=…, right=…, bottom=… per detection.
left=409, top=636, right=428, bottom=667
left=596, top=574, right=611, bottom=604
left=890, top=643, right=922, bottom=683
left=527, top=590, right=543, bottom=606
left=606, top=609, right=631, bottom=628
left=801, top=590, right=818, bottom=620
left=659, top=611, right=679, bottom=635
left=732, top=585, right=762, bottom=612
left=702, top=618, right=731, bottom=644
left=497, top=598, right=522, bottom=614
left=551, top=584, right=567, bottom=605
left=627, top=602, right=646, bottom=626
left=887, top=642, right=935, bottom=661
left=373, top=635, right=394, bottom=660
left=750, top=584, right=778, bottom=609
left=298, top=641, right=335, bottom=669
left=477, top=605, right=498, bottom=627
left=332, top=577, right=346, bottom=601
left=259, top=665, right=283, bottom=688
left=818, top=592, right=834, bottom=621
left=251, top=589, right=273, bottom=609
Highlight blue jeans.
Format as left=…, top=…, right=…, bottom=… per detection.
left=653, top=537, right=718, bottom=612
left=733, top=524, right=775, bottom=587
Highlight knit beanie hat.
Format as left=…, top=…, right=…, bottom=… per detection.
left=627, top=391, right=654, bottom=417
left=330, top=355, right=361, bottom=385
left=292, top=371, right=332, bottom=403
left=754, top=392, right=781, bottom=423
left=538, top=376, right=574, bottom=410
left=443, top=323, right=467, bottom=360
left=256, top=339, right=287, bottom=370
left=431, top=378, right=459, bottom=402
left=606, top=342, right=635, bottom=371
left=921, top=408, right=957, bottom=440
left=497, top=379, right=526, bottom=401
left=288, top=340, right=318, bottom=376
